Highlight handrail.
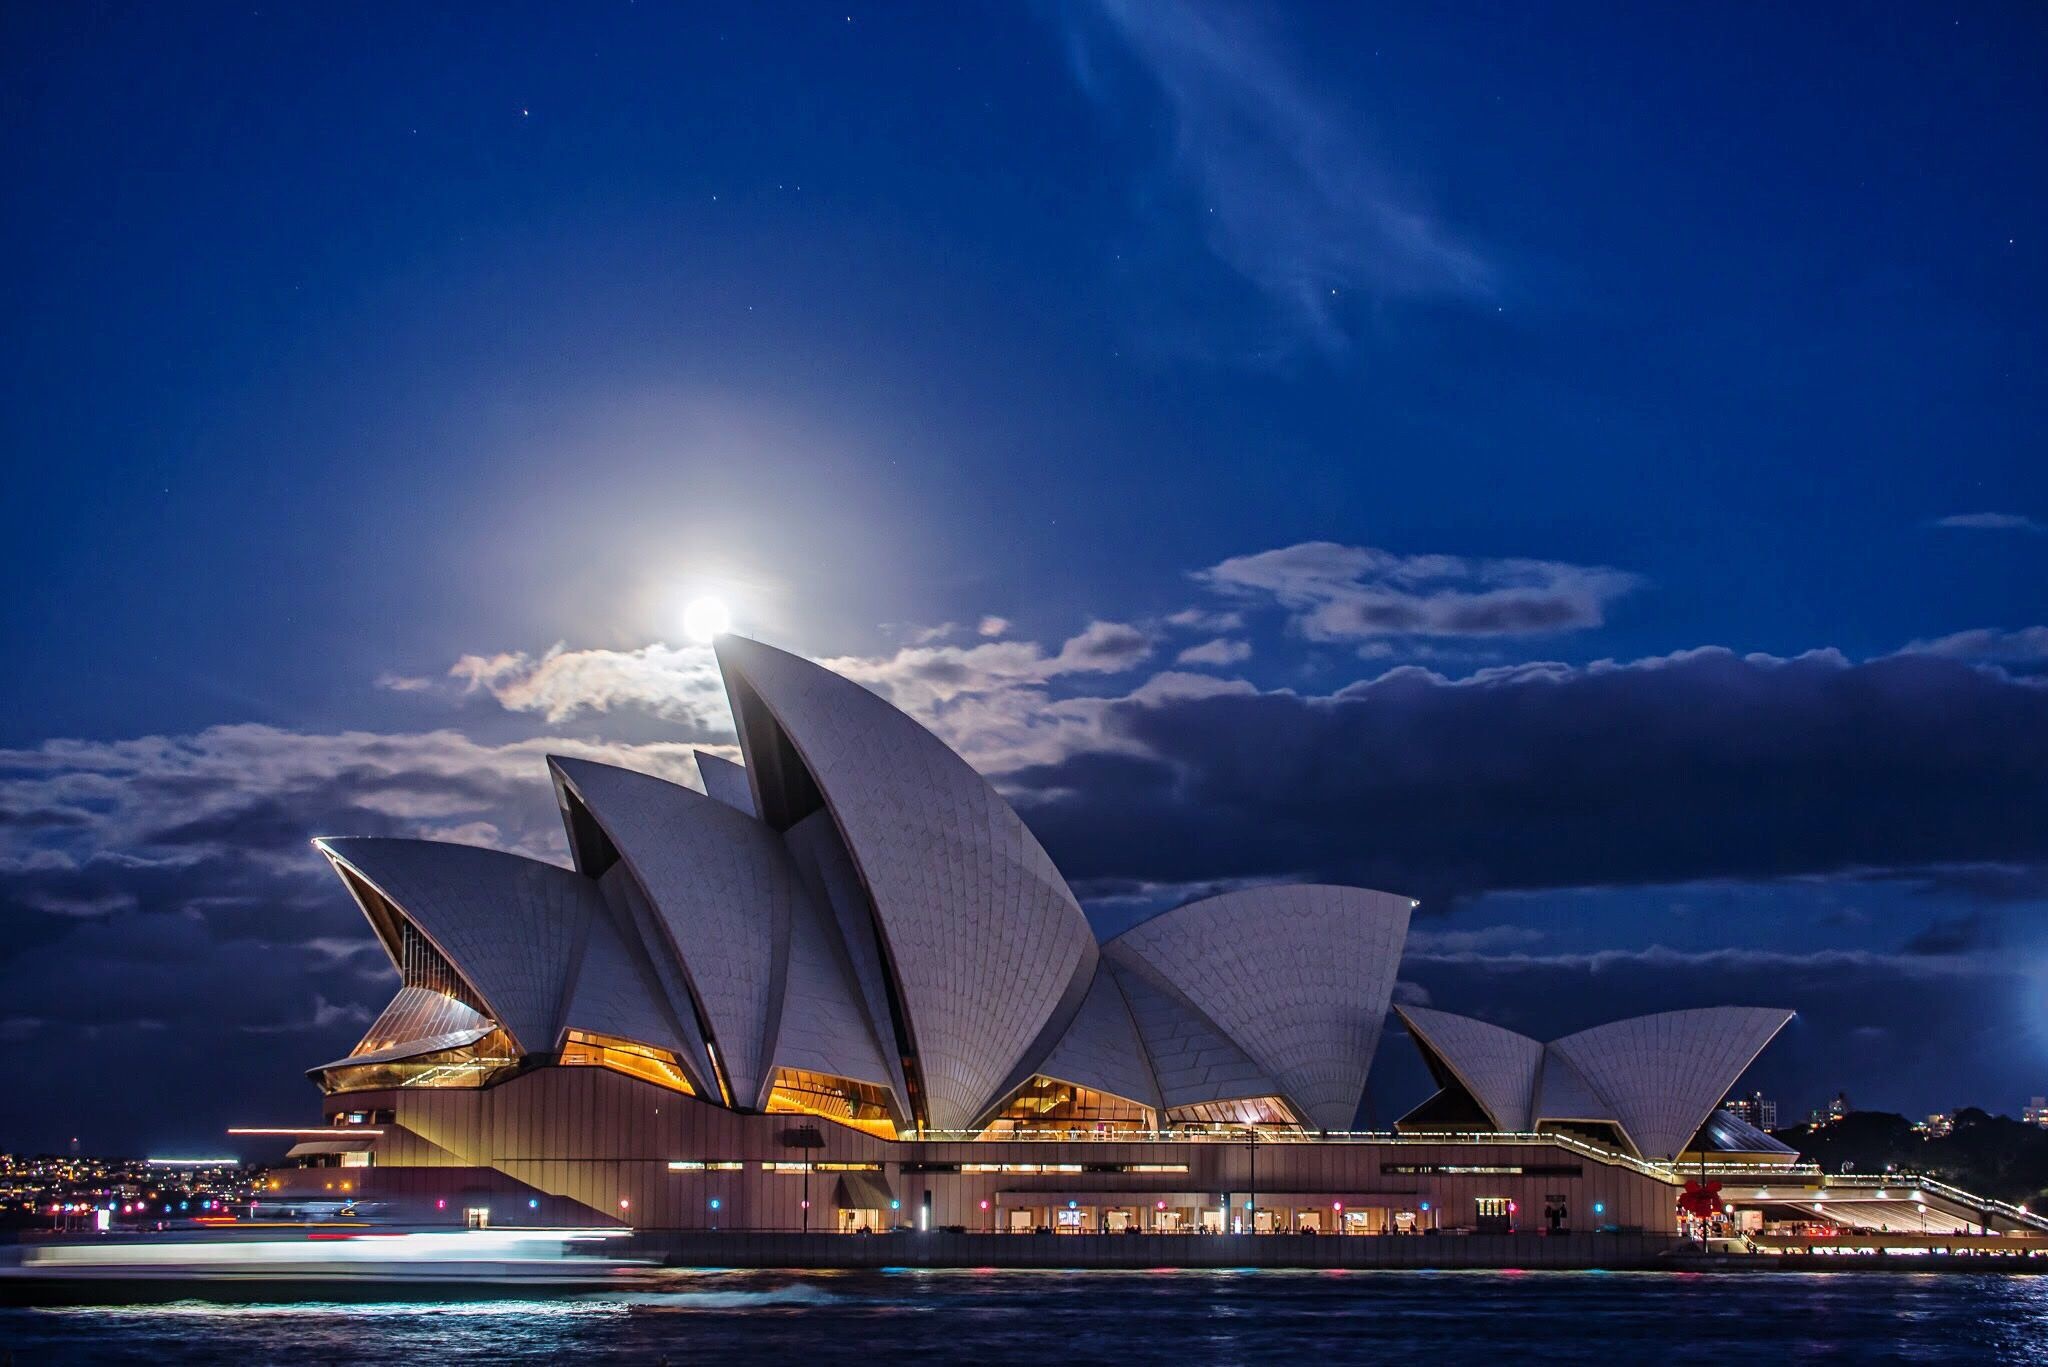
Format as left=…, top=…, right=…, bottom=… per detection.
left=1689, top=1167, right=2048, bottom=1233
left=1913, top=1176, right=2048, bottom=1231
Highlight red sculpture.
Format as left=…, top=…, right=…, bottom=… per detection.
left=1677, top=1179, right=1724, bottom=1221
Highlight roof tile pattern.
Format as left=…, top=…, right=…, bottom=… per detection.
left=1107, top=885, right=1411, bottom=1131
left=1547, top=1007, right=1794, bottom=1160
left=1107, top=960, right=1279, bottom=1108
left=315, top=838, right=598, bottom=1054
left=597, top=862, right=719, bottom=1089
left=694, top=750, right=756, bottom=816
left=1394, top=1005, right=1543, bottom=1131
left=1032, top=968, right=1163, bottom=1113
left=549, top=757, right=793, bottom=1109
left=784, top=809, right=913, bottom=1107
left=774, top=817, right=901, bottom=1094
left=562, top=868, right=707, bottom=1079
left=1532, top=1047, right=1612, bottom=1124
left=715, top=635, right=1099, bottom=1130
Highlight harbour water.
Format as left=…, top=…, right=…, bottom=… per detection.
left=3, top=1268, right=2043, bottom=1363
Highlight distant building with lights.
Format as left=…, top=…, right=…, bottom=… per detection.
left=255, top=635, right=1805, bottom=1240
left=2025, top=1098, right=2048, bottom=1128
left=1809, top=1091, right=1853, bottom=1127
left=1723, top=1091, right=1778, bottom=1132
left=1913, top=1112, right=1955, bottom=1139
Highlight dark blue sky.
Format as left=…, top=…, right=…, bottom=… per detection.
left=3, top=3, right=2045, bottom=1154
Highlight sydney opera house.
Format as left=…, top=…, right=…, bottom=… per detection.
left=261, top=635, right=1797, bottom=1241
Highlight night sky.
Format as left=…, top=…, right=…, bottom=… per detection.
left=4, top=3, right=2046, bottom=1156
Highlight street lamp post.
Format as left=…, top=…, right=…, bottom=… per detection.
left=782, top=1124, right=825, bottom=1235
left=1248, top=1123, right=1257, bottom=1234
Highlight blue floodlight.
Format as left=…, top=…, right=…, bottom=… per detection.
left=710, top=1198, right=722, bottom=1210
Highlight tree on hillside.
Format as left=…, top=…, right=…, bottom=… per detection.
left=1776, top=1108, right=2048, bottom=1207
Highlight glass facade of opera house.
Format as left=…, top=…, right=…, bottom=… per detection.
left=257, top=635, right=1799, bottom=1236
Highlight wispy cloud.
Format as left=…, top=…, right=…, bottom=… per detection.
left=1062, top=0, right=1492, bottom=353
left=1899, top=626, right=2048, bottom=663
left=438, top=622, right=1157, bottom=776
left=1175, top=637, right=1252, bottom=667
left=1165, top=606, right=1244, bottom=633
left=1196, top=541, right=1638, bottom=645
left=446, top=642, right=731, bottom=730
left=1931, top=512, right=2042, bottom=532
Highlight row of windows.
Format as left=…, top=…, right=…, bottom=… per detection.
left=665, top=1159, right=1198, bottom=1176
left=759, top=1162, right=884, bottom=1173
left=905, top=1161, right=1191, bottom=1175
left=667, top=1161, right=886, bottom=1173
left=1382, top=1164, right=1584, bottom=1177
left=317, top=1029, right=519, bottom=1096
left=332, top=1109, right=394, bottom=1126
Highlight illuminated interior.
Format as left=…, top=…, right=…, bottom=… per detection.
left=1539, top=1119, right=1635, bottom=1153
left=558, top=1030, right=696, bottom=1094
left=978, top=1076, right=1156, bottom=1136
left=317, top=1028, right=519, bottom=1094
left=766, top=1067, right=900, bottom=1139
left=1163, top=1096, right=1302, bottom=1127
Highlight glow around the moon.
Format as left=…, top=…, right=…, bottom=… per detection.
left=682, top=595, right=731, bottom=643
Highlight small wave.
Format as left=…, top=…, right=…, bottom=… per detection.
left=37, top=1298, right=627, bottom=1319
left=613, top=1284, right=851, bottom=1310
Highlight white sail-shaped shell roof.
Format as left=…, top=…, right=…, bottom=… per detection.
left=1025, top=968, right=1163, bottom=1115
left=549, top=756, right=793, bottom=1109
left=562, top=873, right=709, bottom=1084
left=771, top=836, right=903, bottom=1096
left=1108, top=959, right=1283, bottom=1112
left=1107, top=885, right=1411, bottom=1132
left=315, top=837, right=597, bottom=1054
left=782, top=809, right=911, bottom=1107
left=1531, top=1046, right=1613, bottom=1126
left=1547, top=1007, right=1793, bottom=1160
left=695, top=750, right=756, bottom=816
left=715, top=634, right=1099, bottom=1131
left=1394, top=1004, right=1543, bottom=1132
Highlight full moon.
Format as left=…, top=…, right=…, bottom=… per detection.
left=682, top=596, right=731, bottom=643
